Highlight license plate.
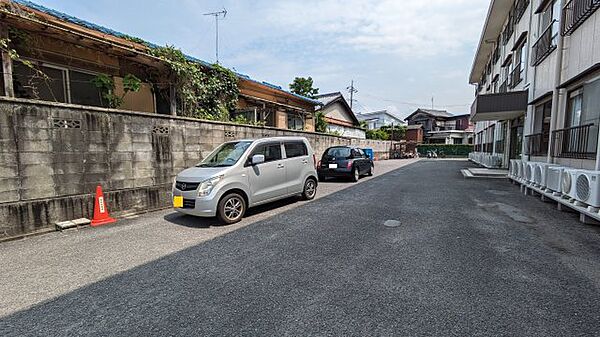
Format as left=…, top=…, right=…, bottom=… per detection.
left=173, top=196, right=183, bottom=208
left=329, top=164, right=338, bottom=169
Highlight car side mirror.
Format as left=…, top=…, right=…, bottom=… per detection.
left=251, top=154, right=265, bottom=165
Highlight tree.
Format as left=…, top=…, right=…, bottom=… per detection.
left=315, top=111, right=328, bottom=133
left=289, top=77, right=319, bottom=98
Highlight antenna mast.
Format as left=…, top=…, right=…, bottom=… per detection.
left=204, top=8, right=227, bottom=64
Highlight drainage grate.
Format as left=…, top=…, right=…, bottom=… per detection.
left=52, top=118, right=81, bottom=129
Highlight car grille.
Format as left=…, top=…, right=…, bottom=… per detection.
left=182, top=199, right=196, bottom=209
left=175, top=181, right=200, bottom=191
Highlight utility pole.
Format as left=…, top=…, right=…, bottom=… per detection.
left=347, top=80, right=358, bottom=110
left=204, top=8, right=227, bottom=64
left=431, top=96, right=434, bottom=109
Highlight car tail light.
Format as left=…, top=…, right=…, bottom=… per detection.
left=347, top=161, right=352, bottom=169
left=313, top=154, right=317, bottom=169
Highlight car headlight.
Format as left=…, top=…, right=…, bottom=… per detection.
left=197, top=175, right=224, bottom=197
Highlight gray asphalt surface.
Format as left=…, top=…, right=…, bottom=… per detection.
left=3, top=159, right=600, bottom=336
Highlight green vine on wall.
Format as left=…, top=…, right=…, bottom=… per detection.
left=91, top=73, right=142, bottom=109
left=148, top=45, right=239, bottom=121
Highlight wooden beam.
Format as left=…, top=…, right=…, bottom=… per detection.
left=0, top=24, right=14, bottom=97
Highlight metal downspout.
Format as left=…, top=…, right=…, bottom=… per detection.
left=547, top=0, right=566, bottom=164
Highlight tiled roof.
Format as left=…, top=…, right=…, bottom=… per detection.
left=314, top=92, right=343, bottom=106
left=417, top=109, right=453, bottom=117
left=12, top=0, right=320, bottom=105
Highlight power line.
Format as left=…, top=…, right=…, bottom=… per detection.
left=359, top=92, right=470, bottom=109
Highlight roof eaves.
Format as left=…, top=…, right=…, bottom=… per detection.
left=13, top=0, right=319, bottom=105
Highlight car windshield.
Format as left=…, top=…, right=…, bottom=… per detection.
left=197, top=141, right=253, bottom=168
left=325, top=147, right=351, bottom=158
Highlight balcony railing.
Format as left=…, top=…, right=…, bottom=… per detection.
left=499, top=81, right=508, bottom=93
left=515, top=0, right=530, bottom=23
left=531, top=23, right=556, bottom=66
left=502, top=15, right=514, bottom=45
left=524, top=132, right=549, bottom=156
left=562, top=0, right=600, bottom=36
left=552, top=123, right=598, bottom=159
left=484, top=142, right=494, bottom=153
left=495, top=139, right=505, bottom=154
left=510, top=63, right=523, bottom=88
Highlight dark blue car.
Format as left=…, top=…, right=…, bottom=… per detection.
left=317, top=146, right=374, bottom=182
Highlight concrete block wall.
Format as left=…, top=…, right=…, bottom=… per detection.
left=0, top=98, right=393, bottom=238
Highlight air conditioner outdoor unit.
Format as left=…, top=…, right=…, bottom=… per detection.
left=517, top=161, right=527, bottom=181
left=546, top=166, right=565, bottom=193
left=562, top=169, right=579, bottom=200
left=533, top=163, right=558, bottom=188
left=574, top=170, right=600, bottom=208
left=524, top=162, right=536, bottom=184
left=509, top=160, right=519, bottom=178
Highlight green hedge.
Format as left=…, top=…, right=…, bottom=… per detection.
left=416, top=144, right=473, bottom=157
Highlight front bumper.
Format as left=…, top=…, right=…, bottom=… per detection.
left=172, top=189, right=218, bottom=217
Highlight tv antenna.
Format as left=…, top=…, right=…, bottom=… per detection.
left=204, top=8, right=227, bottom=64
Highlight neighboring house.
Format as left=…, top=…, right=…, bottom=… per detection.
left=356, top=110, right=405, bottom=130
left=405, top=124, right=424, bottom=144
left=469, top=0, right=600, bottom=169
left=314, top=92, right=365, bottom=139
left=0, top=0, right=319, bottom=131
left=404, top=108, right=474, bottom=144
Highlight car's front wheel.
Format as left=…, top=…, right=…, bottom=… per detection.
left=367, top=164, right=374, bottom=176
left=217, top=193, right=246, bottom=224
left=302, top=178, right=317, bottom=200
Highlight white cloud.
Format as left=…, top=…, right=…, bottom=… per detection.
left=264, top=0, right=487, bottom=57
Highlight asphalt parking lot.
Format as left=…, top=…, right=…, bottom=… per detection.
left=0, top=158, right=419, bottom=319
left=3, top=159, right=600, bottom=336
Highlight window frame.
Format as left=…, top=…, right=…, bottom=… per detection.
left=283, top=141, right=308, bottom=159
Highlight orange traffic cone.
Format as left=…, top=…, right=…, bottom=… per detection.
left=91, top=185, right=116, bottom=227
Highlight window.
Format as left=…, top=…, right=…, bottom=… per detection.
left=287, top=114, right=304, bottom=131
left=539, top=0, right=560, bottom=45
left=12, top=60, right=117, bottom=108
left=69, top=70, right=103, bottom=107
left=250, top=143, right=282, bottom=163
left=567, top=90, right=583, bottom=128
left=13, top=62, right=67, bottom=103
left=284, top=142, right=308, bottom=158
left=198, top=141, right=253, bottom=168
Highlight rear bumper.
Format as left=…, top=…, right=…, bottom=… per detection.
left=318, top=167, right=352, bottom=177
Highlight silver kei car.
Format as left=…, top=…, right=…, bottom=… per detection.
left=172, top=137, right=318, bottom=224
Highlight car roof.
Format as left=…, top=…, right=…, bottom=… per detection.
left=233, top=137, right=309, bottom=143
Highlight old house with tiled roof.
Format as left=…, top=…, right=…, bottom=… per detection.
left=314, top=92, right=365, bottom=139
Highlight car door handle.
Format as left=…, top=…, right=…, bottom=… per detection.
left=302, top=159, right=308, bottom=164
left=277, top=164, right=285, bottom=169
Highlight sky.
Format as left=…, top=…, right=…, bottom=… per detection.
left=33, top=0, right=489, bottom=119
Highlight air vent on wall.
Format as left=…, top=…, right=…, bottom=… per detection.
left=225, top=131, right=236, bottom=138
left=152, top=126, right=170, bottom=135
left=52, top=118, right=81, bottom=129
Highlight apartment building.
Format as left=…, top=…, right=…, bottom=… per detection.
left=469, top=0, right=600, bottom=170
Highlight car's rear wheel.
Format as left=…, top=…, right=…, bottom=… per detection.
left=367, top=164, right=374, bottom=176
left=302, top=178, right=317, bottom=200
left=352, top=167, right=360, bottom=182
left=217, top=193, right=246, bottom=224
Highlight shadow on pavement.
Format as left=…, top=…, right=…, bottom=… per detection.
left=163, top=196, right=303, bottom=229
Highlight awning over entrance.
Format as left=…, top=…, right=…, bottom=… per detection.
left=470, top=90, right=528, bottom=122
